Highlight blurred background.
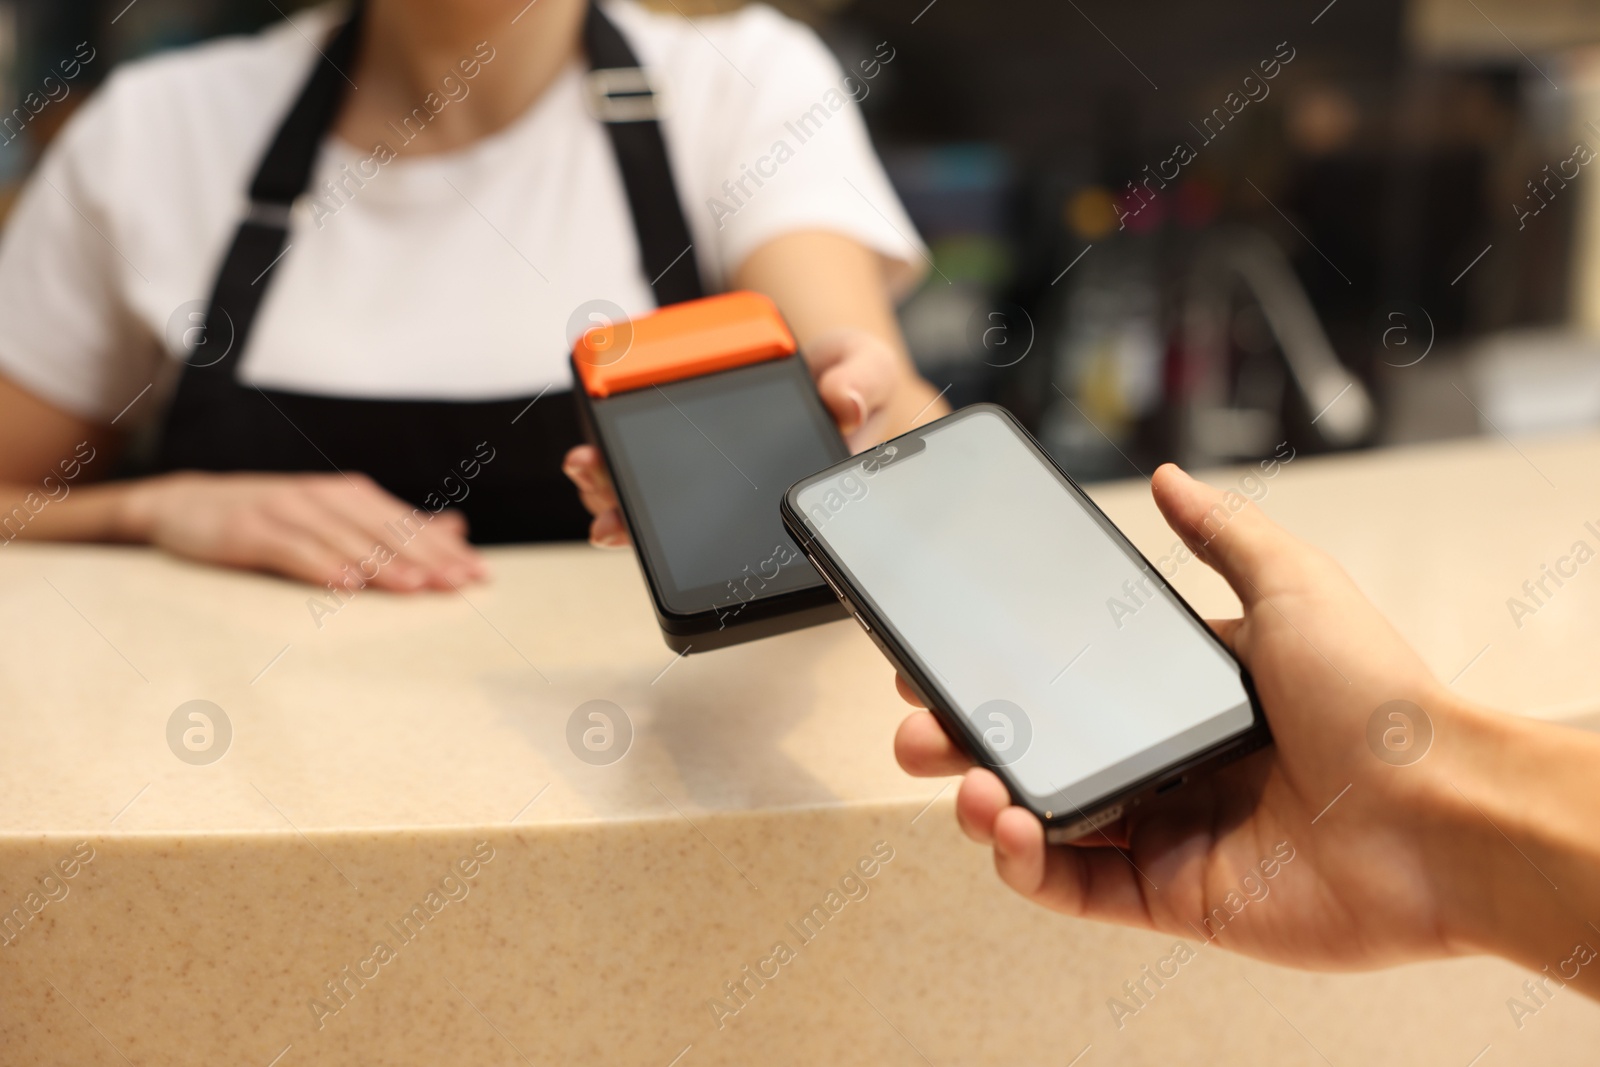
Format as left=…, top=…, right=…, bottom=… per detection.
left=5, top=0, right=1600, bottom=480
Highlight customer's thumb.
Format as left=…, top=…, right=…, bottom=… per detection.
left=1150, top=463, right=1291, bottom=607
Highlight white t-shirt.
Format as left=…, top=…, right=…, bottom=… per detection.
left=0, top=1, right=924, bottom=425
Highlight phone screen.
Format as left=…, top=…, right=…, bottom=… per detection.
left=793, top=408, right=1255, bottom=813
left=597, top=358, right=845, bottom=614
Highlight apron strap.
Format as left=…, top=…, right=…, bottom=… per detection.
left=581, top=3, right=704, bottom=305
left=189, top=1, right=702, bottom=378
left=190, top=7, right=362, bottom=379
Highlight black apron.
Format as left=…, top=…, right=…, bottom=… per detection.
left=153, top=2, right=704, bottom=543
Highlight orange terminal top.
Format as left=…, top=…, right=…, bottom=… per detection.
left=572, top=290, right=797, bottom=398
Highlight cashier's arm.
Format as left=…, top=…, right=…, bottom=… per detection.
left=732, top=230, right=946, bottom=442
left=0, top=372, right=487, bottom=589
left=565, top=229, right=948, bottom=546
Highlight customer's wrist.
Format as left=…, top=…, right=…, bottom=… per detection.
left=1412, top=695, right=1525, bottom=958
left=1421, top=693, right=1600, bottom=976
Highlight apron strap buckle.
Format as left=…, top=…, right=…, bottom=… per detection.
left=244, top=200, right=295, bottom=230
left=584, top=67, right=665, bottom=123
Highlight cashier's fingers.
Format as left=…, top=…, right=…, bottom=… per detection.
left=588, top=508, right=629, bottom=549
left=245, top=513, right=367, bottom=588
left=387, top=509, right=487, bottom=590
left=563, top=446, right=625, bottom=514
left=561, top=447, right=630, bottom=547
left=263, top=484, right=474, bottom=591
left=261, top=486, right=430, bottom=591
left=308, top=476, right=486, bottom=588
left=562, top=453, right=626, bottom=547
left=804, top=330, right=897, bottom=445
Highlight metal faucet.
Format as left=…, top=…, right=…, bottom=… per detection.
left=1177, top=229, right=1374, bottom=462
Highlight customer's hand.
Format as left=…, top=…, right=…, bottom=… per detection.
left=895, top=464, right=1496, bottom=972
left=563, top=329, right=924, bottom=548
left=122, top=471, right=487, bottom=591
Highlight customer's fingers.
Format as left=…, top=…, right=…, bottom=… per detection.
left=955, top=767, right=1012, bottom=844
left=1074, top=818, right=1131, bottom=849
left=1206, top=617, right=1244, bottom=651
left=991, top=807, right=1157, bottom=928
left=894, top=710, right=971, bottom=777
left=991, top=807, right=1050, bottom=899
left=1150, top=464, right=1300, bottom=607
left=894, top=672, right=926, bottom=707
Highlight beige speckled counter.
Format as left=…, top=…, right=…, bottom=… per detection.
left=3, top=432, right=1600, bottom=1065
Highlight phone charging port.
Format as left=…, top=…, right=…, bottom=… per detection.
left=1156, top=776, right=1186, bottom=796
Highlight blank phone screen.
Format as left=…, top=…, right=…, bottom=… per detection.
left=599, top=358, right=845, bottom=613
left=794, top=408, right=1254, bottom=811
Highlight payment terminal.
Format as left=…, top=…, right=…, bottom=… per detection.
left=571, top=291, right=851, bottom=652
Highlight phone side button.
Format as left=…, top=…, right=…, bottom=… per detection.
left=853, top=611, right=872, bottom=634
left=808, top=554, right=846, bottom=601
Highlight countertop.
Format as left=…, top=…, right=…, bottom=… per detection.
left=2, top=430, right=1598, bottom=1066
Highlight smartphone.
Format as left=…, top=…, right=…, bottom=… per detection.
left=781, top=404, right=1271, bottom=842
left=572, top=293, right=850, bottom=652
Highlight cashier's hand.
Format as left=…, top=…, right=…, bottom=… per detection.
left=563, top=329, right=916, bottom=548
left=123, top=471, right=488, bottom=591
left=894, top=465, right=1472, bottom=974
